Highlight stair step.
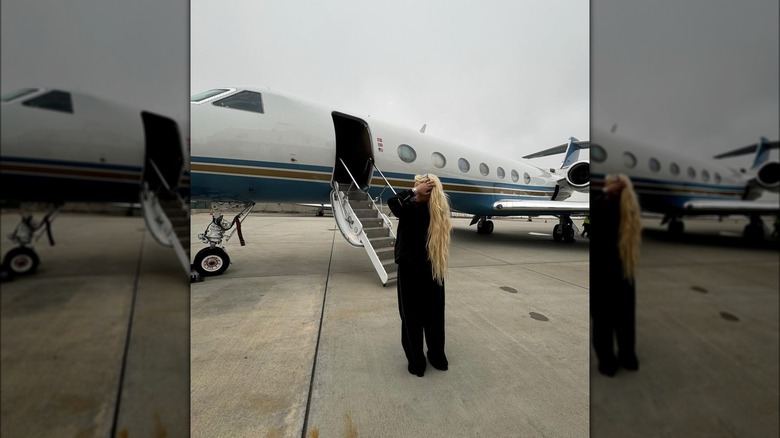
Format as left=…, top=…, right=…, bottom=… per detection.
left=349, top=201, right=375, bottom=210
left=347, top=191, right=371, bottom=201
left=383, top=262, right=398, bottom=273
left=370, top=237, right=395, bottom=248
left=375, top=247, right=395, bottom=260
left=353, top=209, right=378, bottom=219
left=386, top=272, right=398, bottom=282
left=364, top=227, right=391, bottom=239
left=361, top=218, right=384, bottom=228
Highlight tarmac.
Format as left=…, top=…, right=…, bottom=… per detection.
left=190, top=212, right=590, bottom=437
left=591, top=216, right=779, bottom=437
left=3, top=209, right=775, bottom=437
left=0, top=211, right=189, bottom=437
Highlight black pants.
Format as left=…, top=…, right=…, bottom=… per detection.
left=396, top=262, right=446, bottom=370
left=591, top=280, right=636, bottom=365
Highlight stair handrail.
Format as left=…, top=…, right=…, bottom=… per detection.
left=338, top=158, right=363, bottom=192
left=369, top=158, right=397, bottom=196
left=337, top=158, right=396, bottom=237
left=147, top=158, right=188, bottom=210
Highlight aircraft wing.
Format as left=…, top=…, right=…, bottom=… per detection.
left=681, top=200, right=779, bottom=215
left=492, top=199, right=590, bottom=216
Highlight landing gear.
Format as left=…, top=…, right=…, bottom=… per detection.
left=662, top=215, right=684, bottom=235
left=477, top=218, right=494, bottom=235
left=3, top=247, right=40, bottom=276
left=193, top=202, right=255, bottom=279
left=553, top=216, right=576, bottom=242
left=470, top=215, right=494, bottom=234
left=2, top=207, right=61, bottom=278
left=193, top=247, right=231, bottom=276
left=743, top=215, right=766, bottom=241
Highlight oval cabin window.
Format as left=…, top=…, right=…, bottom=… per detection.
left=432, top=152, right=447, bottom=168
left=397, top=144, right=417, bottom=163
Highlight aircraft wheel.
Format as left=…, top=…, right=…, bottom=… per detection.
left=553, top=224, right=562, bottom=242
left=484, top=220, right=494, bottom=234
left=477, top=221, right=485, bottom=234
left=669, top=221, right=684, bottom=234
left=3, top=247, right=40, bottom=276
left=194, top=247, right=231, bottom=277
left=743, top=223, right=765, bottom=241
left=563, top=225, right=575, bottom=242
left=316, top=210, right=325, bottom=217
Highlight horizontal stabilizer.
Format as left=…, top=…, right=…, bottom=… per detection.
left=713, top=137, right=780, bottom=168
left=524, top=137, right=590, bottom=170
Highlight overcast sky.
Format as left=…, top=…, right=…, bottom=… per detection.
left=4, top=1, right=776, bottom=200
left=191, top=0, right=590, bottom=170
left=591, top=0, right=779, bottom=170
left=1, top=1, right=189, bottom=128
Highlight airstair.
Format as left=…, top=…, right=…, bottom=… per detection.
left=331, top=159, right=398, bottom=286
left=140, top=159, right=191, bottom=274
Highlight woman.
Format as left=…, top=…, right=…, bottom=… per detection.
left=387, top=174, right=452, bottom=377
left=590, top=173, right=642, bottom=377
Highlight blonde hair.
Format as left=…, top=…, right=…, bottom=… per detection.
left=415, top=174, right=452, bottom=285
left=606, top=174, right=642, bottom=282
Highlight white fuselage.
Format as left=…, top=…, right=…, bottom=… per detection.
left=191, top=87, right=579, bottom=216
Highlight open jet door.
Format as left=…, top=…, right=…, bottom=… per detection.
left=138, top=111, right=190, bottom=274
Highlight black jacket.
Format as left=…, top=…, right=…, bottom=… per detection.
left=388, top=189, right=431, bottom=264
left=590, top=190, right=632, bottom=290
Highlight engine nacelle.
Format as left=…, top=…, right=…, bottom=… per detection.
left=755, top=160, right=779, bottom=191
left=565, top=160, right=590, bottom=191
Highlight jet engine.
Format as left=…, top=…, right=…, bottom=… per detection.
left=755, top=160, right=779, bottom=191
left=564, top=160, right=590, bottom=191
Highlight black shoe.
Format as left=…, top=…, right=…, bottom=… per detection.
left=427, top=352, right=449, bottom=371
left=619, top=354, right=639, bottom=371
left=598, top=361, right=618, bottom=377
left=408, top=363, right=425, bottom=377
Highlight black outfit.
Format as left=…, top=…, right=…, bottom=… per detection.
left=388, top=189, right=447, bottom=377
left=590, top=191, right=638, bottom=376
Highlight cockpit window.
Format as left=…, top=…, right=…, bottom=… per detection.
left=212, top=90, right=264, bottom=113
left=22, top=90, right=73, bottom=113
left=2, top=88, right=40, bottom=103
left=191, top=89, right=231, bottom=103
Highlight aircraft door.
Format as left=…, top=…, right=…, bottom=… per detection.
left=331, top=112, right=374, bottom=189
left=141, top=111, right=185, bottom=192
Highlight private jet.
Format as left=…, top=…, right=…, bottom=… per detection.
left=190, top=86, right=589, bottom=284
left=0, top=87, right=190, bottom=277
left=584, top=126, right=778, bottom=240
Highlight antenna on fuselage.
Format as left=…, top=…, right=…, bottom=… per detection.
left=420, top=124, right=427, bottom=133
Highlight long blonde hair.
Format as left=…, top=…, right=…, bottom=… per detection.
left=415, top=174, right=452, bottom=285
left=607, top=174, right=642, bottom=282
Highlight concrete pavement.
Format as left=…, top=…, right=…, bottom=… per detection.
left=190, top=212, right=590, bottom=437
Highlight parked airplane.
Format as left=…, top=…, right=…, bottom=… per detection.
left=581, top=126, right=779, bottom=239
left=0, top=87, right=190, bottom=277
left=190, top=87, right=589, bottom=283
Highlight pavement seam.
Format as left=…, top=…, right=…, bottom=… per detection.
left=110, top=231, right=146, bottom=437
left=300, top=226, right=336, bottom=438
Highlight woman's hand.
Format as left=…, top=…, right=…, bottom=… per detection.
left=415, top=178, right=434, bottom=196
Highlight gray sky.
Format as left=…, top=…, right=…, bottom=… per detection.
left=1, top=1, right=190, bottom=128
left=191, top=0, right=590, bottom=169
left=592, top=0, right=779, bottom=171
